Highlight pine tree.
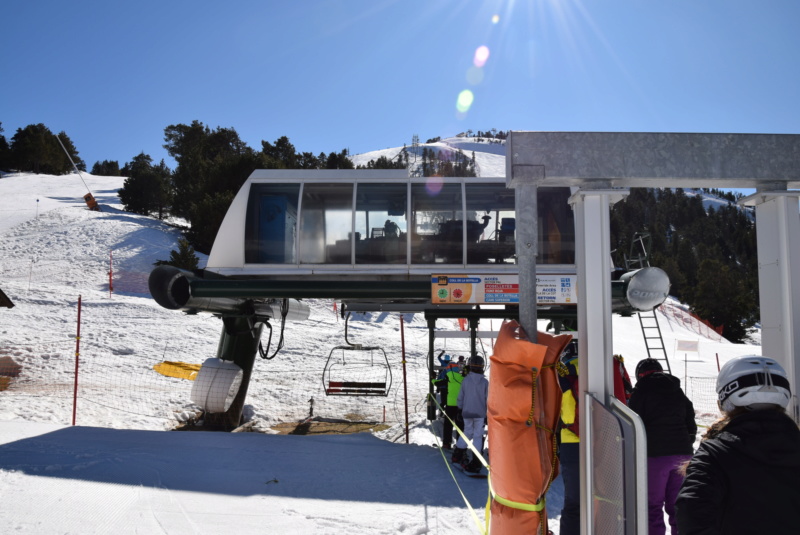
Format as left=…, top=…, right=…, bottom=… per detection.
left=56, top=131, right=86, bottom=171
left=0, top=123, right=10, bottom=171
left=9, top=123, right=67, bottom=174
left=357, top=155, right=404, bottom=169
left=91, top=160, right=121, bottom=176
left=154, top=238, right=199, bottom=270
left=118, top=153, right=173, bottom=219
left=324, top=149, right=354, bottom=169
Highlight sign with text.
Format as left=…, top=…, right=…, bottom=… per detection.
left=431, top=274, right=577, bottom=305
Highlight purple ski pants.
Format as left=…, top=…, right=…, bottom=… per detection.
left=648, top=454, right=692, bottom=535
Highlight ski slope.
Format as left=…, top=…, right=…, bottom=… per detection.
left=0, top=159, right=762, bottom=534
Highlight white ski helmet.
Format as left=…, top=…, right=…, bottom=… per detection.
left=716, top=355, right=792, bottom=413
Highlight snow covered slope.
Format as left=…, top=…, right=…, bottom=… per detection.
left=0, top=170, right=761, bottom=534
left=351, top=136, right=506, bottom=177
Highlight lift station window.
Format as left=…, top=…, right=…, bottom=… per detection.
left=465, top=182, right=517, bottom=264
left=244, top=183, right=301, bottom=264
left=354, top=183, right=408, bottom=264
left=411, top=182, right=464, bottom=264
left=239, top=176, right=574, bottom=268
left=538, top=187, right=575, bottom=265
left=299, top=183, right=354, bottom=264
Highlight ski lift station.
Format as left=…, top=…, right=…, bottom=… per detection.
left=149, top=132, right=800, bottom=534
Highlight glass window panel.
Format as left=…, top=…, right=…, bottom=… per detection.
left=299, top=183, right=354, bottom=264
left=244, top=183, right=301, bottom=264
left=354, top=183, right=408, bottom=264
left=538, top=187, right=575, bottom=264
left=411, top=182, right=463, bottom=264
left=465, top=183, right=517, bottom=264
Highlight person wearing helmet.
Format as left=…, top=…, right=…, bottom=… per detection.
left=433, top=354, right=453, bottom=418
left=628, top=358, right=697, bottom=535
left=453, top=355, right=489, bottom=473
left=555, top=343, right=633, bottom=535
left=676, top=356, right=800, bottom=534
left=433, top=354, right=464, bottom=450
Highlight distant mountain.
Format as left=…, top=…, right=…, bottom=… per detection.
left=351, top=136, right=506, bottom=177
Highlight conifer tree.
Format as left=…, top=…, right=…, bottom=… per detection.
left=0, top=123, right=9, bottom=171
left=56, top=131, right=86, bottom=171
left=118, top=153, right=173, bottom=219
left=154, top=238, right=200, bottom=270
left=10, top=123, right=67, bottom=174
left=91, top=160, right=121, bottom=176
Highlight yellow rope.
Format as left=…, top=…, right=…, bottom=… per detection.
left=432, top=357, right=560, bottom=533
left=428, top=395, right=488, bottom=535
left=526, top=367, right=539, bottom=426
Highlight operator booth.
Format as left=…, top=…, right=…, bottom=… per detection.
left=208, top=170, right=575, bottom=278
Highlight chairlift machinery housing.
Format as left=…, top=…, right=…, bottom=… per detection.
left=148, top=169, right=670, bottom=428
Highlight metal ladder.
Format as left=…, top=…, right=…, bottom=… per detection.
left=625, top=232, right=672, bottom=374
left=637, top=308, right=671, bottom=374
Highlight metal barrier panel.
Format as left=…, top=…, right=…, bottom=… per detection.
left=587, top=395, right=647, bottom=535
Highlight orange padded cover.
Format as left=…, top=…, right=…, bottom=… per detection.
left=488, top=320, right=572, bottom=534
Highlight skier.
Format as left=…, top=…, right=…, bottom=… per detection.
left=676, top=355, right=800, bottom=534
left=453, top=355, right=489, bottom=472
left=433, top=354, right=453, bottom=418
left=434, top=356, right=464, bottom=450
left=556, top=343, right=632, bottom=535
left=628, top=358, right=696, bottom=535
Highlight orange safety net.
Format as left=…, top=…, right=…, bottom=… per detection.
left=488, top=320, right=572, bottom=534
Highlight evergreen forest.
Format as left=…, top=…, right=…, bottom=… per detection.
left=0, top=121, right=759, bottom=342
left=610, top=188, right=758, bottom=343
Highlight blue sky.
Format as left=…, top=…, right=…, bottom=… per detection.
left=1, top=0, right=798, bottom=171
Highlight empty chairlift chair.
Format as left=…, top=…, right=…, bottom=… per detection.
left=323, top=344, right=392, bottom=396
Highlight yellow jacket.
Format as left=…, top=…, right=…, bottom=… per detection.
left=560, top=389, right=580, bottom=443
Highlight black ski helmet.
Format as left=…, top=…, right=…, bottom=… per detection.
left=635, top=358, right=663, bottom=380
left=469, top=355, right=485, bottom=373
left=561, top=340, right=578, bottom=362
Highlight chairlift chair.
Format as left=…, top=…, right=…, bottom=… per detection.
left=322, top=344, right=392, bottom=396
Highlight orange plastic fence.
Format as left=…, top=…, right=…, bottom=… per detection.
left=488, top=320, right=572, bottom=534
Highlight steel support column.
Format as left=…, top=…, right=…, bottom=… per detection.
left=742, top=191, right=800, bottom=423
left=570, top=188, right=628, bottom=535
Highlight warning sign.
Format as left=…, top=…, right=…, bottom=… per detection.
left=431, top=274, right=577, bottom=305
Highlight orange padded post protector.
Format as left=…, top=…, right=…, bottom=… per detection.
left=488, top=320, right=572, bottom=534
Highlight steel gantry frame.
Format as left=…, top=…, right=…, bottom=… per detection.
left=507, top=131, right=800, bottom=535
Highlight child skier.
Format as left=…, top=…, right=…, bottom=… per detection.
left=452, top=355, right=489, bottom=472
left=434, top=356, right=464, bottom=450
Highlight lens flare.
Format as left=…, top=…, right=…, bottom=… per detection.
left=473, top=45, right=490, bottom=68
left=456, top=89, right=474, bottom=113
left=492, top=14, right=500, bottom=24
left=426, top=177, right=444, bottom=196
left=466, top=66, right=484, bottom=85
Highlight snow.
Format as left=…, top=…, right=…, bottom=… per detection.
left=351, top=136, right=507, bottom=177
left=0, top=162, right=760, bottom=534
